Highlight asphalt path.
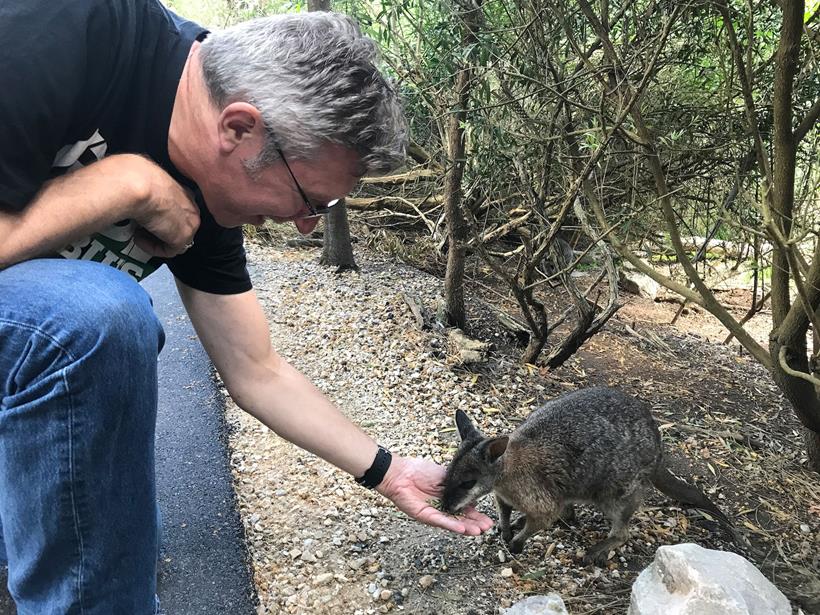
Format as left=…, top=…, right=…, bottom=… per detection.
left=0, top=266, right=256, bottom=614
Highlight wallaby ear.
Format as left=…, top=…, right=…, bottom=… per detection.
left=455, top=409, right=482, bottom=442
left=484, top=436, right=509, bottom=462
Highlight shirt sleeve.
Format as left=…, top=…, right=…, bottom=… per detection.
left=0, top=2, right=100, bottom=209
left=166, top=195, right=253, bottom=295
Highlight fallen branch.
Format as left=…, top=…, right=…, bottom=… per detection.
left=402, top=293, right=427, bottom=329
left=360, top=169, right=439, bottom=185
left=347, top=194, right=444, bottom=211
left=668, top=422, right=765, bottom=451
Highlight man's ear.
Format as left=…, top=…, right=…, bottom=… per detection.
left=483, top=436, right=509, bottom=462
left=217, top=102, right=264, bottom=153
left=455, top=409, right=482, bottom=442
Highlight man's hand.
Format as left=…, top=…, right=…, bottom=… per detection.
left=132, top=160, right=200, bottom=258
left=376, top=455, right=494, bottom=535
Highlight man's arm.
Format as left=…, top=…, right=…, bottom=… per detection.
left=0, top=154, right=200, bottom=269
left=176, top=281, right=494, bottom=535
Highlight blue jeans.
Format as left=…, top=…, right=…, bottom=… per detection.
left=0, top=259, right=164, bottom=614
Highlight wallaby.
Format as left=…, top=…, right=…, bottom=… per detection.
left=544, top=236, right=575, bottom=285
left=440, top=386, right=732, bottom=565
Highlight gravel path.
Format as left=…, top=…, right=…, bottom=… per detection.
left=224, top=241, right=813, bottom=614
left=226, top=243, right=561, bottom=614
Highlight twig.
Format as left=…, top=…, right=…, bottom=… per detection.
left=778, top=346, right=820, bottom=388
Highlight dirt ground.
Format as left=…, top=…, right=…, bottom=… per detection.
left=226, top=237, right=820, bottom=615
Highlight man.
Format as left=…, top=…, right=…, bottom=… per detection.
left=0, top=2, right=492, bottom=613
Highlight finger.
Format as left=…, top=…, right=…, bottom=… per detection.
left=415, top=507, right=468, bottom=534
left=133, top=228, right=186, bottom=258
left=460, top=507, right=495, bottom=531
left=133, top=229, right=174, bottom=258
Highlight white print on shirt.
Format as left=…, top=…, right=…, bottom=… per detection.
left=53, top=130, right=159, bottom=281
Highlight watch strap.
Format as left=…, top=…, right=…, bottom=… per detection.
left=355, top=445, right=392, bottom=489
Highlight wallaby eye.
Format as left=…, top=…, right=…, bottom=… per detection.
left=461, top=480, right=477, bottom=490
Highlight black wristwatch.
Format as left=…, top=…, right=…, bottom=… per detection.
left=355, top=445, right=392, bottom=489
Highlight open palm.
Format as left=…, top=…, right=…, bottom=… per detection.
left=377, top=455, right=493, bottom=535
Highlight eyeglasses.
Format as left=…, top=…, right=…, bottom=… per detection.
left=277, top=148, right=340, bottom=217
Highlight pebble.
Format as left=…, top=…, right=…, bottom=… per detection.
left=313, top=573, right=334, bottom=586
left=418, top=575, right=435, bottom=589
left=500, top=568, right=514, bottom=578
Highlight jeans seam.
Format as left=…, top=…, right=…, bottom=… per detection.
left=62, top=368, right=86, bottom=615
left=0, top=318, right=78, bottom=364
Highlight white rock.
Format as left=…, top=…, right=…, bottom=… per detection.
left=628, top=544, right=791, bottom=615
left=313, top=573, right=334, bottom=586
left=619, top=268, right=659, bottom=300
left=500, top=567, right=514, bottom=578
left=418, top=575, right=435, bottom=589
left=501, top=594, right=568, bottom=614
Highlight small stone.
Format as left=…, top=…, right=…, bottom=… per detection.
left=418, top=575, right=435, bottom=589
left=379, top=590, right=392, bottom=601
left=498, top=550, right=506, bottom=563
left=314, top=573, right=334, bottom=586
left=501, top=567, right=514, bottom=578
left=799, top=524, right=811, bottom=534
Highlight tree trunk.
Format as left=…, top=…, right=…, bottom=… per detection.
left=319, top=199, right=358, bottom=272
left=806, top=427, right=820, bottom=471
left=442, top=0, right=483, bottom=330
left=766, top=0, right=820, bottom=473
left=308, top=0, right=358, bottom=271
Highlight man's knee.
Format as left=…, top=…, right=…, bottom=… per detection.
left=0, top=259, right=165, bottom=365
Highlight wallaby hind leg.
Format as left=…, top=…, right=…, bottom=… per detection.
left=509, top=513, right=556, bottom=554
left=559, top=503, right=576, bottom=525
left=510, top=514, right=527, bottom=533
left=495, top=495, right=514, bottom=543
left=584, top=490, right=643, bottom=566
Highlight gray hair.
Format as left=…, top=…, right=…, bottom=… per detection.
left=199, top=12, right=408, bottom=175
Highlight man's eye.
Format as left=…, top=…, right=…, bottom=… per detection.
left=461, top=480, right=477, bottom=490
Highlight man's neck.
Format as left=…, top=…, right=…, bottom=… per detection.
left=168, top=42, right=211, bottom=184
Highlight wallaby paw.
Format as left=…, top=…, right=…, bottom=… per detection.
left=510, top=516, right=527, bottom=532
left=582, top=548, right=612, bottom=567
left=501, top=530, right=513, bottom=543
left=508, top=540, right=524, bottom=554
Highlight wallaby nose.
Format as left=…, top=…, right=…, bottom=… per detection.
left=438, top=493, right=459, bottom=514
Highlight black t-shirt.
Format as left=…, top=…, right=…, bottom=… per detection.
left=0, top=0, right=252, bottom=294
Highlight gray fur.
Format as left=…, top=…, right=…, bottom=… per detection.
left=441, top=387, right=731, bottom=565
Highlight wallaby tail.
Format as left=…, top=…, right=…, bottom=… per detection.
left=652, top=465, right=733, bottom=531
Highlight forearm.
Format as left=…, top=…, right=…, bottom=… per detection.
left=0, top=154, right=152, bottom=268
left=176, top=284, right=380, bottom=479
left=226, top=351, right=379, bottom=478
